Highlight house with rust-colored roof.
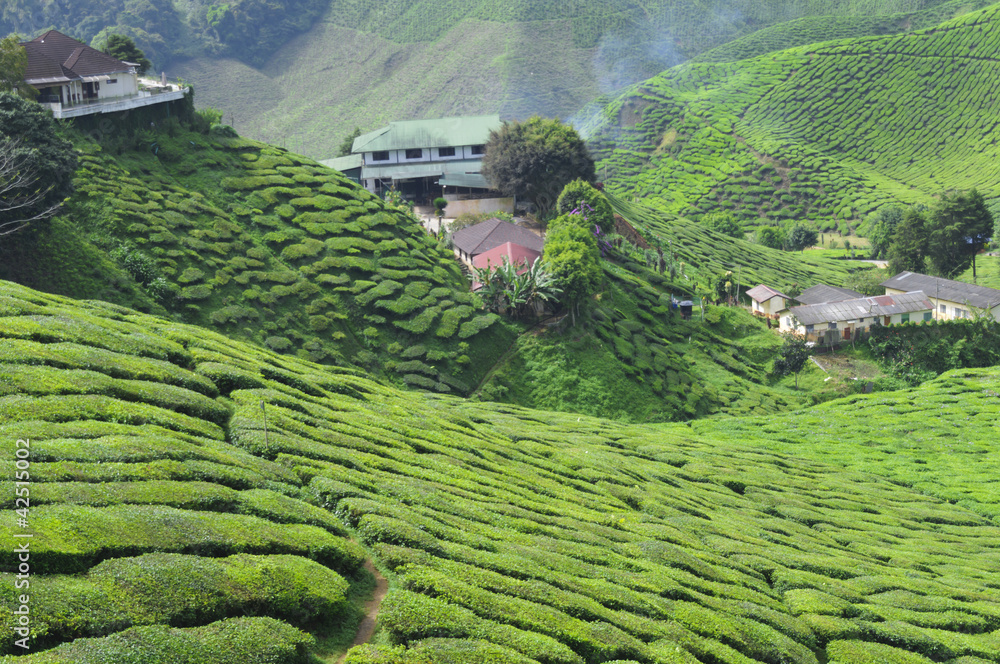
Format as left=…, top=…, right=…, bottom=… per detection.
left=471, top=242, right=543, bottom=290
left=23, top=30, right=187, bottom=119
left=452, top=218, right=544, bottom=264
left=779, top=291, right=933, bottom=342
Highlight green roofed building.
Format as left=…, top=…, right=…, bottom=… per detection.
left=344, top=115, right=511, bottom=215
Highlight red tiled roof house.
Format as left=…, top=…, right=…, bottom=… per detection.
left=452, top=218, right=544, bottom=265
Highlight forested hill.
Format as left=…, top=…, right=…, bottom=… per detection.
left=3, top=0, right=981, bottom=157
left=582, top=2, right=1000, bottom=236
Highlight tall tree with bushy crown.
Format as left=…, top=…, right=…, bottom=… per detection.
left=482, top=116, right=594, bottom=218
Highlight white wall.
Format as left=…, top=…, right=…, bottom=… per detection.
left=98, top=73, right=138, bottom=99
left=444, top=197, right=514, bottom=217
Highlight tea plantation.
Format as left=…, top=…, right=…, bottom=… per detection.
left=0, top=125, right=511, bottom=397
left=2, top=279, right=1000, bottom=663
left=585, top=2, right=1000, bottom=234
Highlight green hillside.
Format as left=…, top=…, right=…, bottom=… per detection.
left=3, top=279, right=1000, bottom=663
left=167, top=0, right=971, bottom=158
left=584, top=2, right=1000, bottom=236
left=0, top=121, right=509, bottom=395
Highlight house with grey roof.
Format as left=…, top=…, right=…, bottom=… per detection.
left=452, top=218, right=544, bottom=265
left=745, top=284, right=791, bottom=319
left=795, top=284, right=863, bottom=306
left=779, top=291, right=934, bottom=342
left=23, top=30, right=186, bottom=119
left=881, top=271, right=1000, bottom=321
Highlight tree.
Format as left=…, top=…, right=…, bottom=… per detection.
left=337, top=127, right=362, bottom=157
left=843, top=267, right=888, bottom=296
left=0, top=93, right=77, bottom=237
left=925, top=190, right=994, bottom=280
left=867, top=205, right=904, bottom=259
left=887, top=207, right=928, bottom=275
left=755, top=226, right=785, bottom=250
left=556, top=179, right=613, bottom=234
left=481, top=116, right=595, bottom=218
left=0, top=35, right=36, bottom=99
left=102, top=34, right=152, bottom=75
left=700, top=211, right=743, bottom=239
left=786, top=224, right=818, bottom=252
left=543, top=220, right=602, bottom=325
left=474, top=257, right=561, bottom=319
left=772, top=332, right=808, bottom=389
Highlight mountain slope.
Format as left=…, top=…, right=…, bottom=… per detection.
left=169, top=0, right=972, bottom=158
left=2, top=279, right=1000, bottom=663
left=585, top=2, right=1000, bottom=234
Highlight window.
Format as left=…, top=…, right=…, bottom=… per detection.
left=470, top=144, right=485, bottom=155
left=107, top=78, right=117, bottom=84
left=405, top=148, right=423, bottom=159
left=956, top=308, right=967, bottom=319
left=805, top=324, right=814, bottom=333
left=923, top=312, right=932, bottom=322
left=828, top=322, right=837, bottom=330
left=371, top=151, right=390, bottom=161
left=901, top=313, right=910, bottom=323
left=438, top=146, right=455, bottom=157
left=940, top=303, right=946, bottom=313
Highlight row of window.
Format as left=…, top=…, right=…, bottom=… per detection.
left=370, top=145, right=484, bottom=162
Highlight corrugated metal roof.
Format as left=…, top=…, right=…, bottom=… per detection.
left=362, top=162, right=446, bottom=180
left=438, top=173, right=490, bottom=189
left=790, top=291, right=933, bottom=326
left=353, top=115, right=500, bottom=152
left=320, top=155, right=363, bottom=172
left=881, top=271, right=1000, bottom=309
left=745, top=284, right=788, bottom=302
left=796, top=284, right=863, bottom=305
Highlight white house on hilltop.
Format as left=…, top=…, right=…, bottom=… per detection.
left=23, top=30, right=186, bottom=119
left=325, top=115, right=513, bottom=217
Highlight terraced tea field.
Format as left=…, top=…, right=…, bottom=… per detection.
left=2, top=279, right=1000, bottom=663
left=586, top=2, right=1000, bottom=234
left=0, top=126, right=510, bottom=397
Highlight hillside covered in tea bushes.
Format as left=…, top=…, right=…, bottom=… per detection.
left=2, top=279, right=1000, bottom=664
left=0, top=116, right=869, bottom=422
left=0, top=123, right=511, bottom=397
left=584, top=2, right=1000, bottom=235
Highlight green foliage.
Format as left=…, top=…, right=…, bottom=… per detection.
left=556, top=179, right=614, bottom=234
left=772, top=332, right=808, bottom=388
left=0, top=35, right=34, bottom=99
left=0, top=92, right=78, bottom=236
left=102, top=34, right=152, bottom=74
left=338, top=127, right=363, bottom=157
left=482, top=117, right=595, bottom=216
left=786, top=225, right=818, bottom=252
left=700, top=212, right=743, bottom=239
left=543, top=221, right=602, bottom=309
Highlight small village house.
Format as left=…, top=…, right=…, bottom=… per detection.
left=471, top=241, right=543, bottom=290
left=780, top=291, right=934, bottom=342
left=881, top=271, right=1000, bottom=321
left=746, top=284, right=791, bottom=320
left=452, top=218, right=544, bottom=266
left=23, top=30, right=186, bottom=119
